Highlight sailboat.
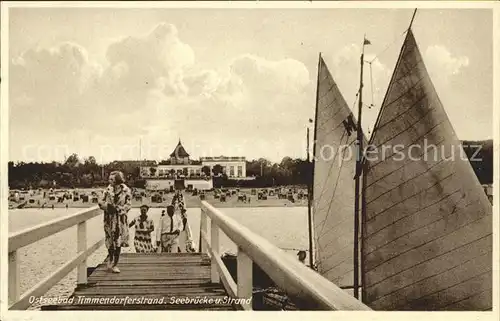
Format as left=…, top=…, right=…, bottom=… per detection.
left=311, top=53, right=365, bottom=292
left=311, top=11, right=492, bottom=311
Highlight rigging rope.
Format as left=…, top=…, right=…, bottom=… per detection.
left=366, top=29, right=408, bottom=64
left=316, top=131, right=351, bottom=238
left=361, top=29, right=409, bottom=140
left=362, top=30, right=408, bottom=118
left=352, top=92, right=359, bottom=113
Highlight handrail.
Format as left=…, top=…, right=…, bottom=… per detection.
left=9, top=238, right=104, bottom=310
left=9, top=206, right=101, bottom=251
left=200, top=230, right=237, bottom=297
left=198, top=208, right=251, bottom=310
left=200, top=201, right=371, bottom=311
left=8, top=206, right=104, bottom=309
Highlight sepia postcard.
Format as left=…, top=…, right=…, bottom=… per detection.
left=1, top=1, right=498, bottom=320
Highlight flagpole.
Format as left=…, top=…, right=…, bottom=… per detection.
left=353, top=35, right=367, bottom=300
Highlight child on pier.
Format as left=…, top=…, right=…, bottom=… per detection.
left=156, top=205, right=183, bottom=253
left=129, top=205, right=155, bottom=253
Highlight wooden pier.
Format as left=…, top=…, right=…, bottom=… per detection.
left=42, top=253, right=234, bottom=310
left=8, top=202, right=371, bottom=311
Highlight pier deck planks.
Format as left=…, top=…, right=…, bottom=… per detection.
left=41, top=253, right=235, bottom=310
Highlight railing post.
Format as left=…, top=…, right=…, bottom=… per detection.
left=200, top=207, right=207, bottom=253
left=210, top=221, right=220, bottom=283
left=8, top=250, right=20, bottom=304
left=77, top=221, right=87, bottom=284
left=237, top=246, right=253, bottom=310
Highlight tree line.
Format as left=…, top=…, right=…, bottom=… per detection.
left=8, top=154, right=313, bottom=189
left=8, top=139, right=492, bottom=190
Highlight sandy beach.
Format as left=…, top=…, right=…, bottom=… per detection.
left=10, top=187, right=308, bottom=209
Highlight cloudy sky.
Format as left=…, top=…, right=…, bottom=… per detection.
left=8, top=7, right=493, bottom=164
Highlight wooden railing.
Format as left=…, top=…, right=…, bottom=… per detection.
left=198, top=201, right=371, bottom=311
left=8, top=206, right=104, bottom=310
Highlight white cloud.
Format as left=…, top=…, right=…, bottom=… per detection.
left=9, top=42, right=100, bottom=134
left=423, top=45, right=478, bottom=140
left=150, top=54, right=313, bottom=161
left=184, top=70, right=221, bottom=97
left=10, top=23, right=198, bottom=138
left=97, top=22, right=195, bottom=109
left=425, top=45, right=469, bottom=81
left=230, top=54, right=310, bottom=95
left=10, top=22, right=314, bottom=162
left=325, top=43, right=471, bottom=138
left=7, top=29, right=476, bottom=163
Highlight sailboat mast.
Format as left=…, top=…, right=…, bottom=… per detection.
left=353, top=38, right=365, bottom=299
left=360, top=36, right=370, bottom=299
left=409, top=8, right=417, bottom=29
left=308, top=52, right=323, bottom=270
left=306, top=126, right=314, bottom=268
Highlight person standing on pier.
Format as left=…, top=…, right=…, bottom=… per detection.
left=172, top=190, right=183, bottom=205
left=156, top=205, right=183, bottom=253
left=99, top=171, right=132, bottom=273
left=177, top=201, right=196, bottom=253
left=129, top=204, right=155, bottom=253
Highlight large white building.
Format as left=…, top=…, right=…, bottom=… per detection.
left=200, top=156, right=246, bottom=178
left=140, top=140, right=248, bottom=190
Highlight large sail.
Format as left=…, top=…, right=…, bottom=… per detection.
left=312, top=55, right=360, bottom=288
left=362, top=29, right=492, bottom=310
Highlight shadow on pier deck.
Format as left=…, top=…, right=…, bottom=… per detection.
left=42, top=253, right=235, bottom=310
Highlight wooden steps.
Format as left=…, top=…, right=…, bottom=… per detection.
left=41, top=253, right=235, bottom=310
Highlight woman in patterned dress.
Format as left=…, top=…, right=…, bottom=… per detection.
left=129, top=205, right=155, bottom=253
left=98, top=171, right=132, bottom=273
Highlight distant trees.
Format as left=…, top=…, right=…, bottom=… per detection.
left=9, top=154, right=145, bottom=189
left=246, top=158, right=272, bottom=177
left=212, top=164, right=223, bottom=176
left=201, top=166, right=211, bottom=176
left=244, top=157, right=311, bottom=186
left=64, top=153, right=81, bottom=168
left=4, top=155, right=331, bottom=189
left=7, top=140, right=493, bottom=189
left=463, top=140, right=493, bottom=184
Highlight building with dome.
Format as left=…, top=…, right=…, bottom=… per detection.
left=140, top=140, right=248, bottom=190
